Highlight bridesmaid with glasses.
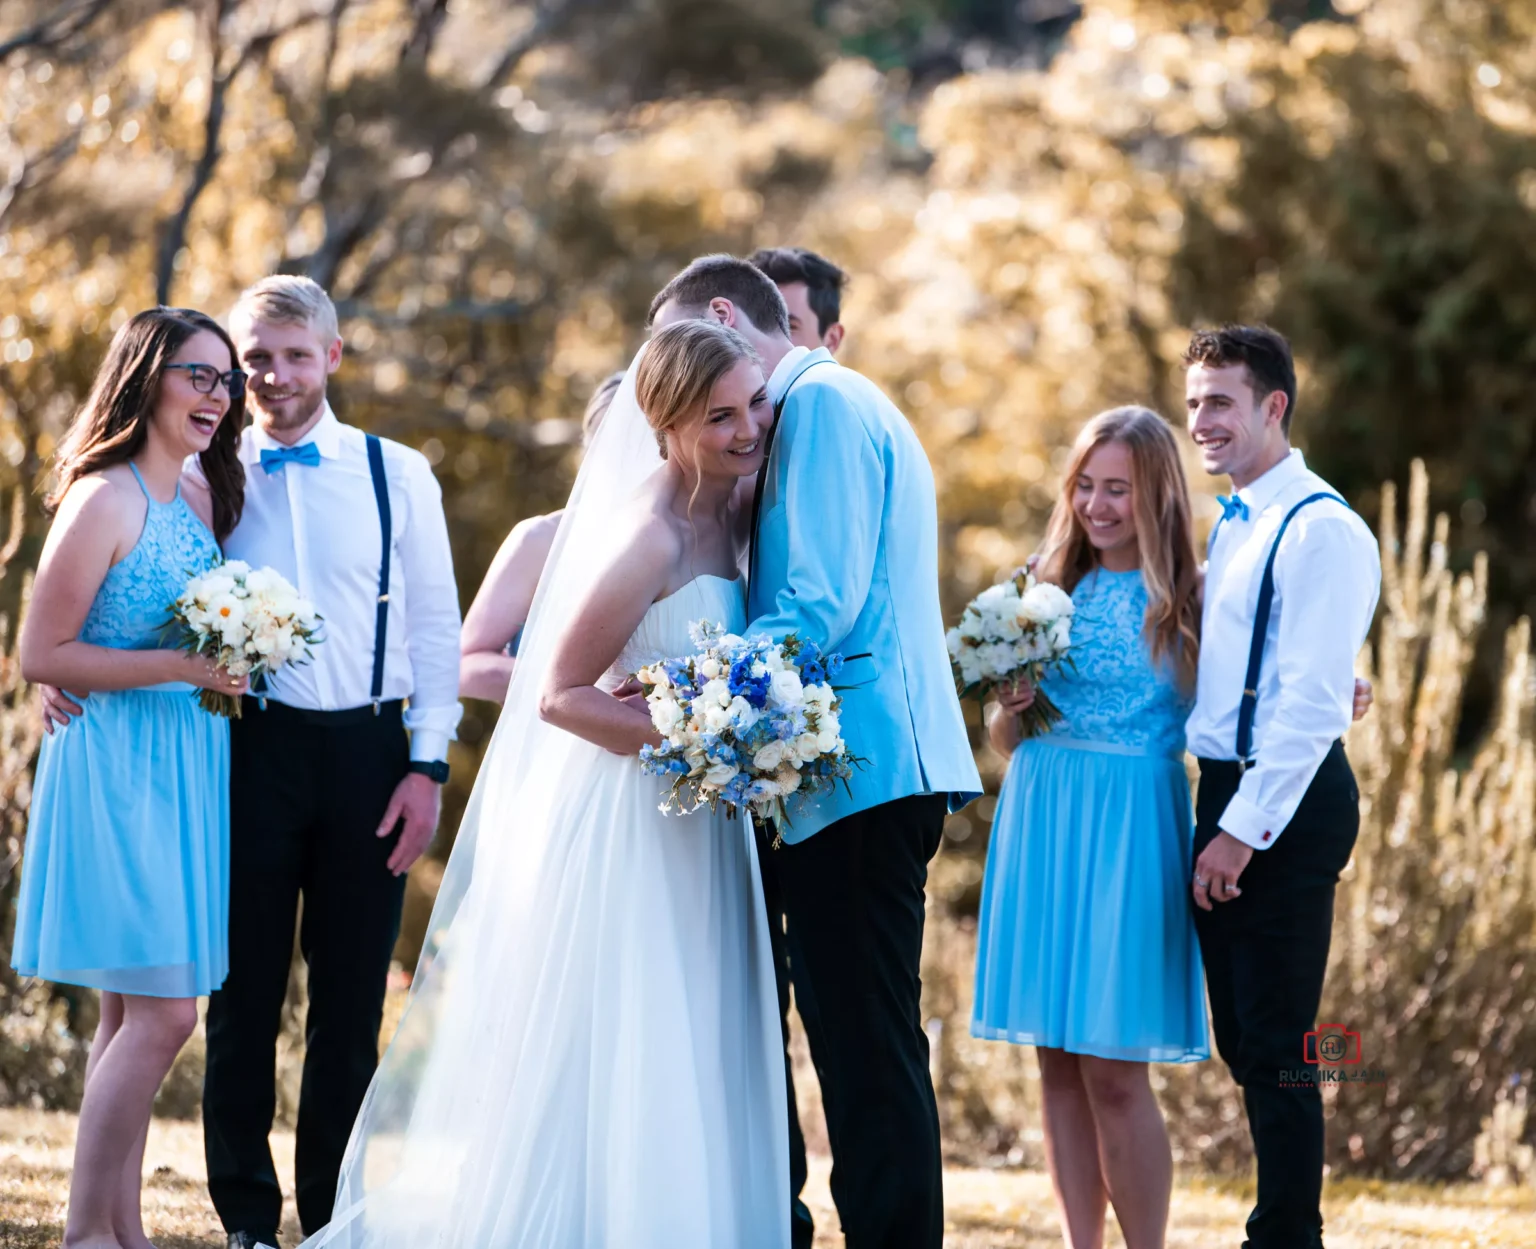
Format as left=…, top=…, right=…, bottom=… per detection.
left=12, top=308, right=247, bottom=1249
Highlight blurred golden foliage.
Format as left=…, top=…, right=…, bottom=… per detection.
left=3, top=0, right=1536, bottom=1178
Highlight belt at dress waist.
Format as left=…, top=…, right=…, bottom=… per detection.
left=130, top=681, right=197, bottom=694
left=1033, top=735, right=1186, bottom=763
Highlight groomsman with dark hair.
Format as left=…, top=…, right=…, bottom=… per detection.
left=750, top=245, right=848, bottom=356
left=1183, top=324, right=1380, bottom=1249
left=748, top=242, right=847, bottom=1249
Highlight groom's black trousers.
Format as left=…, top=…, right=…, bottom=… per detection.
left=204, top=698, right=409, bottom=1241
left=1193, top=742, right=1359, bottom=1249
left=771, top=792, right=948, bottom=1249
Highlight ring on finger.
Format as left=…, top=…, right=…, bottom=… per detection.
left=1193, top=874, right=1207, bottom=888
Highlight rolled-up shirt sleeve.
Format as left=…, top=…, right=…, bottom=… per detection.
left=1219, top=515, right=1380, bottom=849
left=396, top=452, right=463, bottom=762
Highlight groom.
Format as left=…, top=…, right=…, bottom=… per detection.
left=650, top=255, right=982, bottom=1249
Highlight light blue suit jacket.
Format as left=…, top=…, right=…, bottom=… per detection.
left=747, top=349, right=982, bottom=842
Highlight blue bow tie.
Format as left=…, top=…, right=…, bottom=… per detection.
left=260, top=442, right=321, bottom=474
left=1217, top=493, right=1249, bottom=522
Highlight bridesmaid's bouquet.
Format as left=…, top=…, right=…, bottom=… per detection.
left=168, top=560, right=323, bottom=718
left=636, top=621, right=862, bottom=843
left=947, top=568, right=1075, bottom=737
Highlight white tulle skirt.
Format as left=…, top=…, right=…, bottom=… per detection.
left=302, top=735, right=789, bottom=1249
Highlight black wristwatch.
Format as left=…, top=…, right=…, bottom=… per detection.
left=408, top=760, right=450, bottom=784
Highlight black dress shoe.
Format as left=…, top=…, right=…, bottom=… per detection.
left=227, top=1233, right=279, bottom=1249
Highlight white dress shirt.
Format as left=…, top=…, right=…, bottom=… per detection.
left=1186, top=449, right=1380, bottom=850
left=766, top=344, right=813, bottom=406
left=217, top=404, right=462, bottom=763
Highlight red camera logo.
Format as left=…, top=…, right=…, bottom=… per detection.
left=1304, top=1024, right=1362, bottom=1066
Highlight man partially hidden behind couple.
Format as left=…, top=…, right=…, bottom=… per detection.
left=299, top=256, right=982, bottom=1249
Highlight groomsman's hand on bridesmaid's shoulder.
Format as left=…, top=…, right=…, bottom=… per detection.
left=376, top=772, right=442, bottom=877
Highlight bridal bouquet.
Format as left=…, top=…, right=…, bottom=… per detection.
left=168, top=560, right=323, bottom=718
left=947, top=568, right=1075, bottom=737
left=636, top=622, right=860, bottom=842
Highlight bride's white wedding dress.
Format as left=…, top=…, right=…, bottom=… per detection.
left=303, top=573, right=788, bottom=1249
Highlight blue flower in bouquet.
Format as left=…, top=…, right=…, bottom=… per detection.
left=635, top=621, right=866, bottom=843
left=728, top=655, right=771, bottom=708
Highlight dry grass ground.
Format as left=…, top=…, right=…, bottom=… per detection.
left=2, top=1108, right=1533, bottom=1248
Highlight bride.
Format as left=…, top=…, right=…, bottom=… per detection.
left=302, top=320, right=788, bottom=1248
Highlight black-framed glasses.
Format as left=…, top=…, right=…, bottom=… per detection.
left=165, top=363, right=247, bottom=399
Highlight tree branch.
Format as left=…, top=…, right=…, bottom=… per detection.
left=480, top=0, right=596, bottom=89
left=154, top=2, right=328, bottom=303
left=293, top=0, right=586, bottom=295
left=399, top=0, right=448, bottom=69
left=0, top=127, right=81, bottom=227
left=0, top=0, right=115, bottom=64
left=331, top=297, right=531, bottom=325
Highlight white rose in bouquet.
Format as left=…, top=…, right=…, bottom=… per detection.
left=946, top=564, right=1075, bottom=738
left=169, top=560, right=325, bottom=718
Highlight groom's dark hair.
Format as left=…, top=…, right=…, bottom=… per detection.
left=647, top=254, right=791, bottom=337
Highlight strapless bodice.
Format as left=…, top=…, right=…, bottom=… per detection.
left=603, top=574, right=746, bottom=688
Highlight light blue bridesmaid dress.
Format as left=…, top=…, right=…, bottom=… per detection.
left=11, top=463, right=231, bottom=998
left=972, top=567, right=1209, bottom=1063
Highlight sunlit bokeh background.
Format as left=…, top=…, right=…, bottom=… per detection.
left=3, top=0, right=1535, bottom=1208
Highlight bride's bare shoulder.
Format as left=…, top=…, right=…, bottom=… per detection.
left=603, top=491, right=685, bottom=576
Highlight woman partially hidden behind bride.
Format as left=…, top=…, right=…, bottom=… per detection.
left=302, top=320, right=788, bottom=1248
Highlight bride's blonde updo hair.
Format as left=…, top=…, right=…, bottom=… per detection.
left=635, top=320, right=758, bottom=461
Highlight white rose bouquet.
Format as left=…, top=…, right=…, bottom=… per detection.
left=168, top=560, right=323, bottom=718
left=946, top=567, right=1075, bottom=737
left=637, top=621, right=863, bottom=844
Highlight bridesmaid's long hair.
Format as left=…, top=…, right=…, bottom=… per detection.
left=1034, top=406, right=1201, bottom=692
left=48, top=308, right=246, bottom=541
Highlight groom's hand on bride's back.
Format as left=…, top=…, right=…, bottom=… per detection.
left=38, top=684, right=83, bottom=734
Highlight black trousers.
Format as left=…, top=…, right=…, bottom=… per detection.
left=1193, top=742, right=1359, bottom=1249
left=204, top=698, right=410, bottom=1242
left=770, top=793, right=948, bottom=1249
left=753, top=819, right=816, bottom=1249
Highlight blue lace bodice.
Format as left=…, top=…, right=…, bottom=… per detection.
left=1039, top=568, right=1193, bottom=757
left=79, top=467, right=221, bottom=650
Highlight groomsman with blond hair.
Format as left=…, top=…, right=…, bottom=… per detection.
left=44, top=276, right=464, bottom=1249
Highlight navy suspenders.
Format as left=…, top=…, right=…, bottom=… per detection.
left=365, top=434, right=392, bottom=714
left=253, top=434, right=393, bottom=715
left=1212, top=490, right=1347, bottom=773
